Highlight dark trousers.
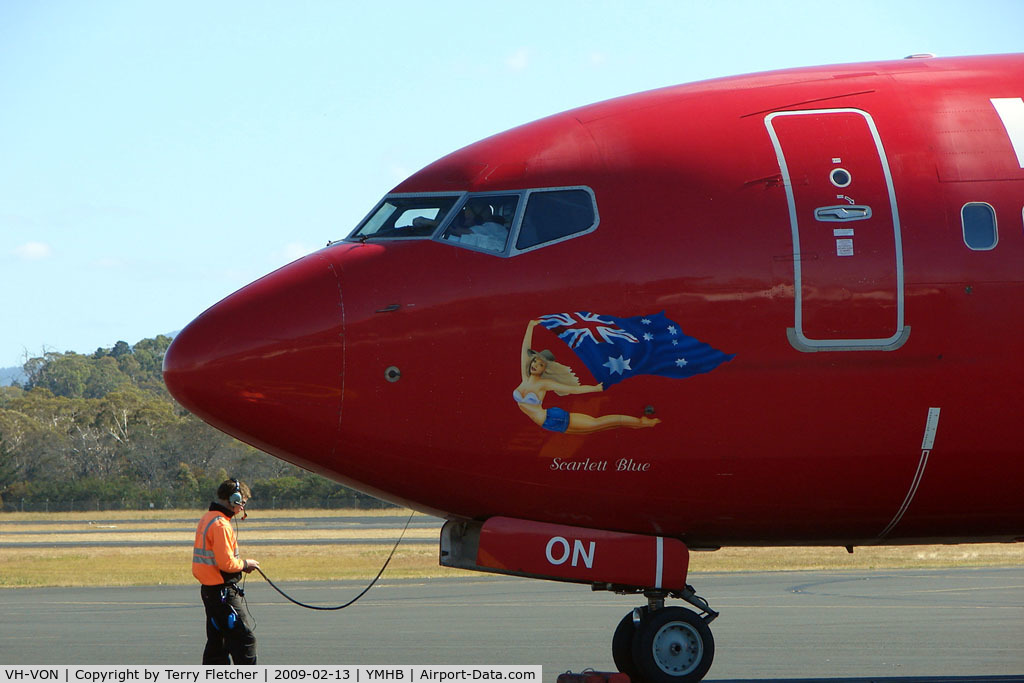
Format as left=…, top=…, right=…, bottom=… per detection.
left=200, top=584, right=257, bottom=664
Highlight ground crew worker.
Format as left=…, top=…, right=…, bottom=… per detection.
left=192, top=478, right=260, bottom=664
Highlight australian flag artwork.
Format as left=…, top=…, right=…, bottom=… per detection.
left=539, top=311, right=735, bottom=388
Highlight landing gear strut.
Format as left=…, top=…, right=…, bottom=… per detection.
left=604, top=585, right=718, bottom=683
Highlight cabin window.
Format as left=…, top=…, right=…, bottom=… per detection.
left=350, top=194, right=461, bottom=240
left=440, top=194, right=519, bottom=253
left=515, top=188, right=598, bottom=251
left=961, top=202, right=997, bottom=250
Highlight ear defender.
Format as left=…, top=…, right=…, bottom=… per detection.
left=229, top=478, right=243, bottom=506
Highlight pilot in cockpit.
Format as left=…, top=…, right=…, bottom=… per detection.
left=444, top=201, right=509, bottom=252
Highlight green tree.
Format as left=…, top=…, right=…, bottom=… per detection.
left=30, top=352, right=91, bottom=398
left=2, top=335, right=379, bottom=510
left=110, top=341, right=132, bottom=358
left=0, top=436, right=18, bottom=508
left=85, top=356, right=131, bottom=398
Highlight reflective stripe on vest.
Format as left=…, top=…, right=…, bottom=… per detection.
left=193, top=548, right=216, bottom=565
left=192, top=510, right=240, bottom=584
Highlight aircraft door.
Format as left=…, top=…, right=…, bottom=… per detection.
left=765, top=109, right=908, bottom=351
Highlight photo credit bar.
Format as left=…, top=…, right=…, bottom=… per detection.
left=0, top=667, right=542, bottom=683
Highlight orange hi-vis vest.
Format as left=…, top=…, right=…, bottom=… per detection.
left=192, top=508, right=245, bottom=585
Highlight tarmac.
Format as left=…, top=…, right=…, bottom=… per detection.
left=1, top=567, right=1022, bottom=682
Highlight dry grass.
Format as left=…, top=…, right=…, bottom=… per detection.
left=2, top=509, right=1020, bottom=588
left=0, top=528, right=439, bottom=544
left=0, top=544, right=468, bottom=588
left=688, top=543, right=1024, bottom=573
left=0, top=508, right=411, bottom=522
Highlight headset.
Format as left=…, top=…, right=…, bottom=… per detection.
left=228, top=478, right=243, bottom=506
left=229, top=478, right=247, bottom=519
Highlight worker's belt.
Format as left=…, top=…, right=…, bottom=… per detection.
left=201, top=582, right=242, bottom=594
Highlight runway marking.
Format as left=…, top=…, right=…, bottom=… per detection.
left=33, top=601, right=190, bottom=606
left=897, top=584, right=1024, bottom=595
left=723, top=604, right=1024, bottom=611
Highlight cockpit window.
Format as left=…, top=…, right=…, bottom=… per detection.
left=343, top=186, right=597, bottom=255
left=350, top=194, right=460, bottom=240
left=515, top=188, right=597, bottom=251
left=440, top=194, right=518, bottom=253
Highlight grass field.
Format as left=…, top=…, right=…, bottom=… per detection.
left=2, top=509, right=1020, bottom=588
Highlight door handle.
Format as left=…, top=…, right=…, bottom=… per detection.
left=814, top=205, right=872, bottom=222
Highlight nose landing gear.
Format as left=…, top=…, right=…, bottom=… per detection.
left=440, top=518, right=711, bottom=680
left=607, top=586, right=718, bottom=683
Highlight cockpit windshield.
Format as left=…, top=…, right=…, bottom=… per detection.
left=439, top=194, right=518, bottom=253
left=350, top=195, right=460, bottom=240
left=344, top=186, right=598, bottom=255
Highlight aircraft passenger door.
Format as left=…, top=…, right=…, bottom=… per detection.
left=765, top=109, right=909, bottom=351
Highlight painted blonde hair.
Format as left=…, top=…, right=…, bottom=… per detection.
left=526, top=349, right=580, bottom=396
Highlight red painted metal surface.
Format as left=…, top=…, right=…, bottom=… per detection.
left=164, top=55, right=1024, bottom=549
left=477, top=517, right=689, bottom=590
left=767, top=109, right=903, bottom=344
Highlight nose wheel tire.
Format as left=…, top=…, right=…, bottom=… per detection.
left=611, top=607, right=647, bottom=681
left=629, top=606, right=714, bottom=683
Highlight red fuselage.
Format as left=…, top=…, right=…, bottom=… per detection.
left=164, top=54, right=1024, bottom=548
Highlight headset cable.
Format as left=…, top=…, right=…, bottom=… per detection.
left=252, top=509, right=416, bottom=611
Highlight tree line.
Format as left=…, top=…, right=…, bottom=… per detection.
left=0, top=337, right=388, bottom=511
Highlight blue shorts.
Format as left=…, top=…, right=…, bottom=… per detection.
left=542, top=406, right=570, bottom=433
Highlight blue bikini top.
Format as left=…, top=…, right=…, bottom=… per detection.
left=513, top=389, right=542, bottom=405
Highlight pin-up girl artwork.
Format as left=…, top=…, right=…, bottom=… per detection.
left=514, top=320, right=661, bottom=434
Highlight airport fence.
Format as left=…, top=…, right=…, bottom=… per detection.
left=1, top=497, right=397, bottom=513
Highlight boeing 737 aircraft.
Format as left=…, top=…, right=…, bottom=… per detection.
left=164, top=54, right=1024, bottom=682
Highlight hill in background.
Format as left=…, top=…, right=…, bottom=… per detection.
left=0, top=366, right=26, bottom=386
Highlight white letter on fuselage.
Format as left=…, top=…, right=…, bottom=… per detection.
left=545, top=536, right=595, bottom=568
left=545, top=536, right=570, bottom=565
left=572, top=539, right=595, bottom=569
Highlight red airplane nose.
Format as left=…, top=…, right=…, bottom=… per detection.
left=163, top=252, right=344, bottom=471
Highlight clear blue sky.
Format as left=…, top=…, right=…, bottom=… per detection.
left=1, top=0, right=1021, bottom=370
